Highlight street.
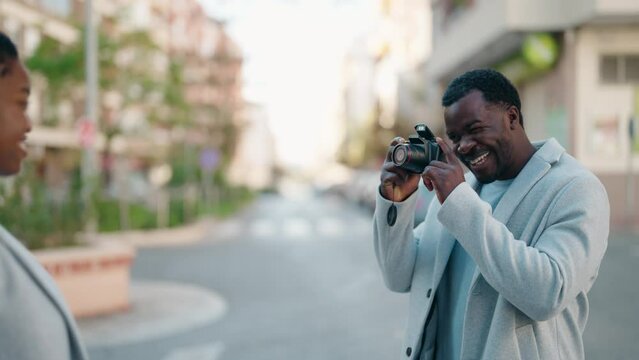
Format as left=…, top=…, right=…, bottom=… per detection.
left=87, top=190, right=407, bottom=360
left=85, top=191, right=639, bottom=360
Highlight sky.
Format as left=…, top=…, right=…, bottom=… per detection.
left=198, top=0, right=376, bottom=170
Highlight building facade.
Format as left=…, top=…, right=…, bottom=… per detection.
left=340, top=0, right=433, bottom=167
left=428, top=0, right=639, bottom=225
left=1, top=0, right=247, bottom=229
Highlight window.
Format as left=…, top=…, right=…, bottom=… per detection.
left=600, top=56, right=618, bottom=83
left=35, top=0, right=71, bottom=18
left=626, top=56, right=639, bottom=82
left=600, top=54, right=639, bottom=84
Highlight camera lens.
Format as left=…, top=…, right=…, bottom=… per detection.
left=392, top=145, right=408, bottom=165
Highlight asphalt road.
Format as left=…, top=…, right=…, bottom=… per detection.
left=87, top=191, right=639, bottom=360
left=582, top=230, right=639, bottom=360
left=88, top=191, right=408, bottom=360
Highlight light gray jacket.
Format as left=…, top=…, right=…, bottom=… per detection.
left=374, top=139, right=609, bottom=360
left=0, top=225, right=88, bottom=360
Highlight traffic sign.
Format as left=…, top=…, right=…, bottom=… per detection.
left=200, top=148, right=220, bottom=172
left=78, top=117, right=96, bottom=149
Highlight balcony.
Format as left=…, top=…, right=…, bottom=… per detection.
left=428, top=0, right=639, bottom=81
left=0, top=0, right=78, bottom=45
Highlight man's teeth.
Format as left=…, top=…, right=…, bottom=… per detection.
left=470, top=152, right=488, bottom=166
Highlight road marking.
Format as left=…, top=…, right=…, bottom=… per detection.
left=250, top=219, right=277, bottom=237
left=217, top=219, right=242, bottom=238
left=163, top=342, right=225, bottom=360
left=247, top=216, right=371, bottom=242
left=283, top=218, right=312, bottom=238
left=317, top=217, right=345, bottom=237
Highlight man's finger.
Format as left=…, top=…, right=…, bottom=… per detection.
left=381, top=171, right=405, bottom=187
left=423, top=160, right=449, bottom=170
left=436, top=137, right=458, bottom=165
left=382, top=162, right=411, bottom=180
left=390, top=136, right=406, bottom=147
left=423, top=177, right=433, bottom=191
left=422, top=166, right=444, bottom=183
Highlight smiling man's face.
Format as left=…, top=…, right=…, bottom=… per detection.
left=444, top=90, right=519, bottom=184
left=0, top=59, right=31, bottom=176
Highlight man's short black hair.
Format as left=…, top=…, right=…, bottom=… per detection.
left=0, top=32, right=18, bottom=76
left=442, top=69, right=523, bottom=125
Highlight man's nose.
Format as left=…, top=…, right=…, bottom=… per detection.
left=457, top=137, right=475, bottom=155
left=24, top=116, right=32, bottom=133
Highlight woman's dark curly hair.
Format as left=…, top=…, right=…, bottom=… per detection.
left=0, top=32, right=18, bottom=77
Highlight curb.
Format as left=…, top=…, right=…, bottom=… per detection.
left=88, top=218, right=217, bottom=248
left=78, top=281, right=228, bottom=348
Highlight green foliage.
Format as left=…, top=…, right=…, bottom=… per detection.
left=0, top=166, right=84, bottom=250
left=162, top=61, right=192, bottom=126
left=25, top=36, right=84, bottom=98
left=196, top=186, right=255, bottom=218
left=11, top=23, right=246, bottom=248
left=25, top=29, right=188, bottom=128
left=0, top=162, right=255, bottom=247
left=96, top=199, right=156, bottom=232
left=168, top=144, right=199, bottom=187
left=25, top=29, right=123, bottom=97
left=102, top=31, right=164, bottom=106
left=95, top=184, right=254, bottom=233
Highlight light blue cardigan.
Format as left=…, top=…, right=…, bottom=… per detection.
left=374, top=139, right=610, bottom=360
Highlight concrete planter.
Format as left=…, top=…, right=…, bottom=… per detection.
left=93, top=218, right=214, bottom=248
left=34, top=241, right=136, bottom=318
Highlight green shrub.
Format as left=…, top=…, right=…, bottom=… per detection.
left=0, top=167, right=84, bottom=250
left=0, top=165, right=254, bottom=249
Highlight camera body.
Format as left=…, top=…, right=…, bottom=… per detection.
left=391, top=124, right=444, bottom=173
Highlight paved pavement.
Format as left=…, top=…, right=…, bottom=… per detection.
left=78, top=281, right=227, bottom=348
left=582, top=230, right=639, bottom=360
left=77, top=190, right=639, bottom=360
left=82, top=191, right=407, bottom=360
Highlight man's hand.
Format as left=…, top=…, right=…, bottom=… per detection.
left=380, top=137, right=421, bottom=202
left=422, top=137, right=465, bottom=204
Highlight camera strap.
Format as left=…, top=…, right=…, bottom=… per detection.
left=387, top=185, right=398, bottom=226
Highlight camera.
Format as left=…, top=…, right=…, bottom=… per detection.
left=391, top=124, right=444, bottom=173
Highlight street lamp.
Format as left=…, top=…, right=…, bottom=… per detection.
left=82, top=0, right=99, bottom=233
left=627, top=113, right=637, bottom=224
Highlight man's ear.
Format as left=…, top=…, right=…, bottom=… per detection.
left=0, top=61, right=9, bottom=77
left=507, top=106, right=519, bottom=129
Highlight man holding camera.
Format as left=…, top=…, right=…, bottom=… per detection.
left=0, top=32, right=88, bottom=359
left=374, top=69, right=609, bottom=359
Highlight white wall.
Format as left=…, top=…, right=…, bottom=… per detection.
left=575, top=25, right=639, bottom=174
left=507, top=0, right=594, bottom=30
left=520, top=78, right=547, bottom=142
left=430, top=0, right=508, bottom=80
left=228, top=105, right=276, bottom=190
left=429, top=0, right=639, bottom=81
left=596, top=0, right=639, bottom=14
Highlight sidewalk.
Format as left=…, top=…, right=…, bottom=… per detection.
left=78, top=281, right=228, bottom=348
left=76, top=217, right=232, bottom=350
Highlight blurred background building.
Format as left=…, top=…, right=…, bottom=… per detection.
left=0, top=1, right=636, bottom=359
left=0, top=0, right=272, bottom=245
left=338, top=0, right=639, bottom=226
left=339, top=0, right=433, bottom=168
left=228, top=102, right=276, bottom=191
left=1, top=0, right=636, bottom=235
left=426, top=0, right=639, bottom=225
